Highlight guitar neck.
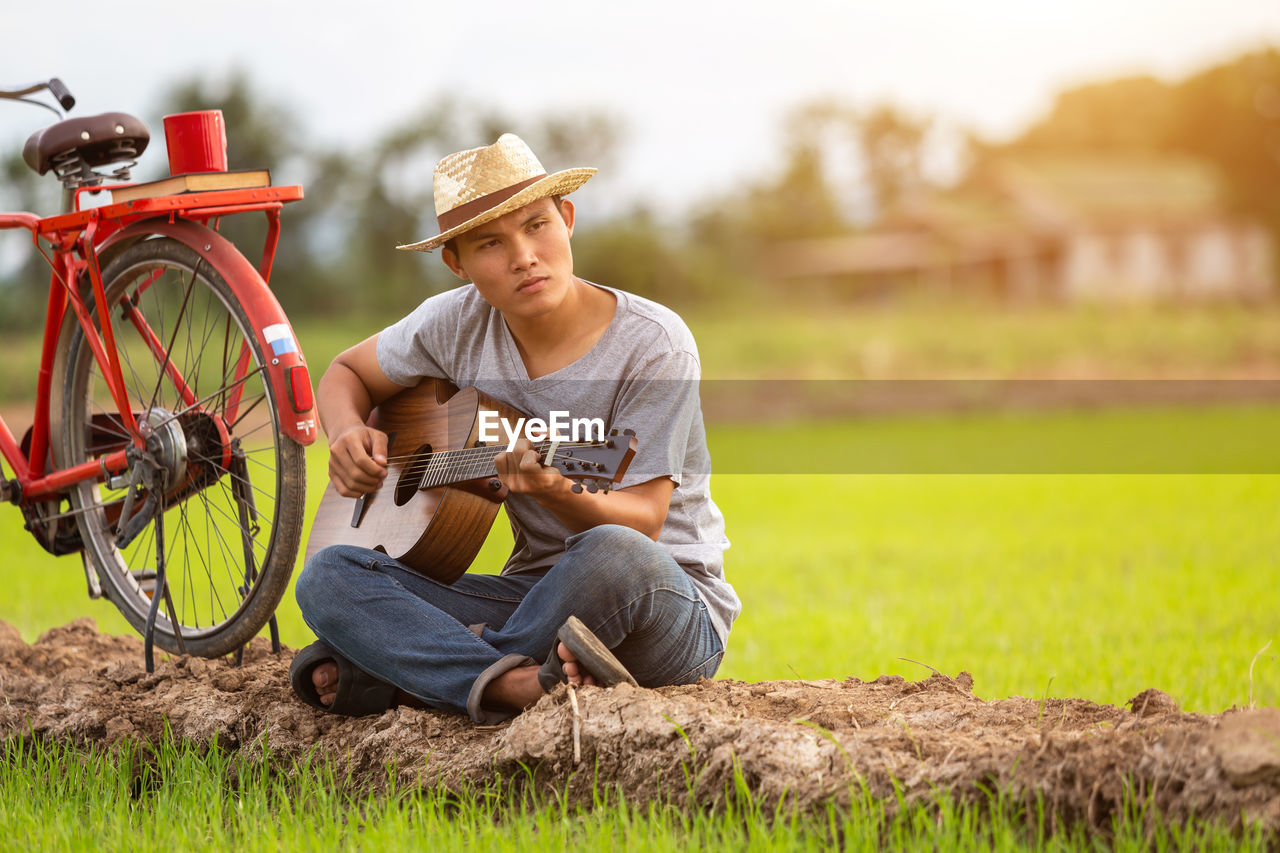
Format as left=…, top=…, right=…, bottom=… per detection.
left=414, top=441, right=591, bottom=489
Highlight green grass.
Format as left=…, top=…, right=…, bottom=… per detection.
left=0, top=736, right=1268, bottom=852
left=710, top=403, right=1280, bottom=474
left=718, top=472, right=1278, bottom=712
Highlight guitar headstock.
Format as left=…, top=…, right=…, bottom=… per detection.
left=544, top=428, right=637, bottom=494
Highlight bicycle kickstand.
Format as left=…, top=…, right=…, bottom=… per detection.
left=142, top=469, right=185, bottom=673
left=234, top=614, right=281, bottom=667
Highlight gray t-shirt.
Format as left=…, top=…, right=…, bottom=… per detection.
left=376, top=283, right=739, bottom=644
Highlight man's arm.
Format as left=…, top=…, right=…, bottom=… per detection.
left=317, top=334, right=408, bottom=498
left=494, top=439, right=674, bottom=540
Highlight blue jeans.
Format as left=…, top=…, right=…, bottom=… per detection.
left=295, top=524, right=724, bottom=723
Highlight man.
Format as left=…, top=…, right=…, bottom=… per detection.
left=290, top=134, right=737, bottom=724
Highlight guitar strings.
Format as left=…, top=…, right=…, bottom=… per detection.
left=380, top=439, right=617, bottom=488
left=379, top=439, right=608, bottom=466
left=401, top=442, right=607, bottom=471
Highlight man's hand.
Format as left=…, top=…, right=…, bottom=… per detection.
left=316, top=334, right=406, bottom=499
left=492, top=438, right=673, bottom=540
left=328, top=424, right=389, bottom=497
left=493, top=438, right=566, bottom=497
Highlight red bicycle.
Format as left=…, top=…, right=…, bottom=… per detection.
left=0, top=78, right=316, bottom=664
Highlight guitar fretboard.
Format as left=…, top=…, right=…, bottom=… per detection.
left=412, top=441, right=604, bottom=490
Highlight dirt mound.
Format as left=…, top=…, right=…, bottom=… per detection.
left=2, top=619, right=1278, bottom=835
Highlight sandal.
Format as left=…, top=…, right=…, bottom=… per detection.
left=289, top=640, right=398, bottom=716
left=537, top=615, right=639, bottom=692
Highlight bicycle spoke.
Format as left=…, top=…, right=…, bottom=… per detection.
left=174, top=500, right=211, bottom=628
left=115, top=325, right=150, bottom=411
left=219, top=316, right=238, bottom=416
left=173, top=502, right=206, bottom=630
left=216, top=456, right=281, bottom=511
left=145, top=262, right=199, bottom=413
left=195, top=489, right=269, bottom=560
left=227, top=391, right=269, bottom=434
left=190, top=487, right=246, bottom=620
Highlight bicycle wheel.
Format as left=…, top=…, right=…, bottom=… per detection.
left=54, top=236, right=306, bottom=657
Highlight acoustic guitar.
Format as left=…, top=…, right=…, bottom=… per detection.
left=305, top=378, right=637, bottom=583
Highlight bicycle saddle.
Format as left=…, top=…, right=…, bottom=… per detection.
left=23, top=112, right=150, bottom=175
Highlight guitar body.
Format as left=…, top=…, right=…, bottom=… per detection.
left=306, top=378, right=525, bottom=584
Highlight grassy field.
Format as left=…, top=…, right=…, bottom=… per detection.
left=3, top=735, right=1270, bottom=852
left=685, top=297, right=1280, bottom=380
left=4, top=299, right=1280, bottom=406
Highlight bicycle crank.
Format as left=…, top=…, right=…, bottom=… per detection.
left=113, top=407, right=187, bottom=548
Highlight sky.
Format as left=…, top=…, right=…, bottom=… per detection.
left=4, top=0, right=1280, bottom=216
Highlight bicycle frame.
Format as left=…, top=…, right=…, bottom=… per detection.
left=0, top=185, right=316, bottom=508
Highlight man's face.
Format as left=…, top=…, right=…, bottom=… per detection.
left=442, top=197, right=576, bottom=321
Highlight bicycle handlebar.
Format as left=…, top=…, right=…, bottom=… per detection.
left=47, top=78, right=75, bottom=111
left=0, top=78, right=76, bottom=115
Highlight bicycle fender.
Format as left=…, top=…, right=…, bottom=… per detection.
left=95, top=218, right=318, bottom=446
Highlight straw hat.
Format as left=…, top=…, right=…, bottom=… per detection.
left=396, top=133, right=596, bottom=252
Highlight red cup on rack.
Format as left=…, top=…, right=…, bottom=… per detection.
left=162, top=110, right=228, bottom=175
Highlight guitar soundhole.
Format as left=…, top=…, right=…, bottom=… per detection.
left=394, top=444, right=432, bottom=506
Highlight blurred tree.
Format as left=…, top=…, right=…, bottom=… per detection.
left=744, top=141, right=848, bottom=241
left=572, top=206, right=692, bottom=306
left=1009, top=75, right=1178, bottom=152
left=781, top=99, right=937, bottom=221
left=0, top=150, right=59, bottom=330
left=344, top=98, right=456, bottom=314
left=690, top=99, right=852, bottom=243
left=154, top=70, right=352, bottom=317
left=987, top=48, right=1280, bottom=273
left=533, top=113, right=622, bottom=177
left=1171, top=50, right=1280, bottom=250
left=680, top=97, right=941, bottom=301
left=851, top=103, right=932, bottom=216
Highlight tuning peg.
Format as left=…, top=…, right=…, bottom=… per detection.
left=562, top=460, right=575, bottom=471
left=605, top=439, right=615, bottom=449
left=623, top=429, right=636, bottom=437
left=601, top=482, right=613, bottom=494
left=571, top=483, right=584, bottom=494
left=585, top=481, right=599, bottom=494
left=608, top=428, right=619, bottom=436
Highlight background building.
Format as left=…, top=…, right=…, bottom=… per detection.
left=769, top=156, right=1273, bottom=302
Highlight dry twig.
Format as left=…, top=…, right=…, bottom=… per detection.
left=897, top=657, right=942, bottom=677
left=1248, top=639, right=1272, bottom=709
left=567, top=683, right=582, bottom=765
